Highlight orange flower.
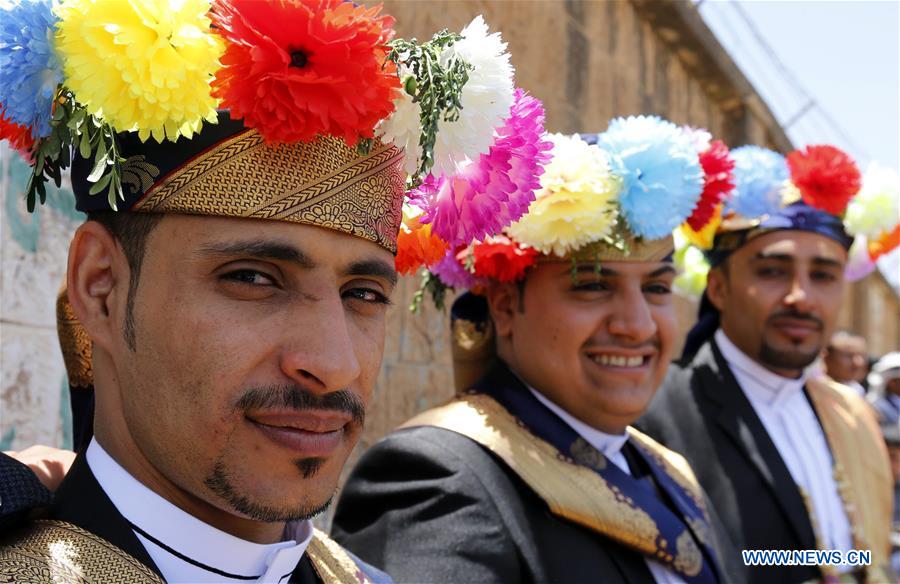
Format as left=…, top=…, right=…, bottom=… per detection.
left=868, top=224, right=900, bottom=261
left=396, top=215, right=449, bottom=275
left=211, top=0, right=400, bottom=144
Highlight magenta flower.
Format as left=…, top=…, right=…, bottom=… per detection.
left=415, top=89, right=551, bottom=247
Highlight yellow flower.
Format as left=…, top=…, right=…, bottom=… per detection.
left=844, top=163, right=900, bottom=239
left=507, top=134, right=620, bottom=257
left=56, top=0, right=223, bottom=142
left=680, top=203, right=723, bottom=250
left=673, top=231, right=710, bottom=299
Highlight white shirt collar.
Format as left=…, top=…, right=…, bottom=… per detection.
left=527, top=386, right=629, bottom=461
left=87, top=439, right=313, bottom=583
left=715, top=329, right=810, bottom=407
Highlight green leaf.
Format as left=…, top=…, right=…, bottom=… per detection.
left=87, top=154, right=107, bottom=183
left=88, top=171, right=113, bottom=195
left=78, top=128, right=92, bottom=159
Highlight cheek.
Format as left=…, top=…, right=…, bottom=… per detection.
left=349, top=313, right=387, bottom=394
left=653, top=306, right=678, bottom=359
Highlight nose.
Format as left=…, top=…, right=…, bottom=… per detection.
left=279, top=295, right=361, bottom=393
left=783, top=273, right=814, bottom=313
left=607, top=287, right=657, bottom=343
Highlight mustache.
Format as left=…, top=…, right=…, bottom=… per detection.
left=234, top=385, right=366, bottom=426
left=766, top=309, right=824, bottom=330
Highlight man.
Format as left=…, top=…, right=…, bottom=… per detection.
left=0, top=3, right=515, bottom=581
left=332, top=126, right=738, bottom=583
left=870, top=352, right=900, bottom=424
left=823, top=331, right=870, bottom=397
left=639, top=145, right=893, bottom=583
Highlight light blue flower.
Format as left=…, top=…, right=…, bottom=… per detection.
left=0, top=0, right=62, bottom=138
left=726, top=145, right=789, bottom=218
left=599, top=115, right=704, bottom=239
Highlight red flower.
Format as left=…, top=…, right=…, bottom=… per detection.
left=211, top=0, right=400, bottom=145
left=471, top=236, right=538, bottom=282
left=686, top=140, right=734, bottom=231
left=787, top=145, right=861, bottom=215
left=396, top=217, right=449, bottom=275
left=0, top=109, right=35, bottom=162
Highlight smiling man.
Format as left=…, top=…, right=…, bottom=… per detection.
left=331, top=126, right=739, bottom=583
left=639, top=146, right=893, bottom=583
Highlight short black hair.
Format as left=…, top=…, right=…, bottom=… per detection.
left=86, top=211, right=164, bottom=350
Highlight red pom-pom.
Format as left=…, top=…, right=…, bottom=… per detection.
left=787, top=145, right=861, bottom=215
left=471, top=236, right=538, bottom=282
left=0, top=109, right=35, bottom=162
left=211, top=0, right=400, bottom=145
left=686, top=140, right=734, bottom=231
left=395, top=217, right=449, bottom=275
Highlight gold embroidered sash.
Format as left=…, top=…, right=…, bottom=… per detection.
left=402, top=394, right=708, bottom=566
left=0, top=520, right=370, bottom=584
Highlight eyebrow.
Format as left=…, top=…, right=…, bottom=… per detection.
left=753, top=252, right=844, bottom=269
left=346, top=259, right=398, bottom=287
left=197, top=240, right=316, bottom=269
left=572, top=264, right=676, bottom=278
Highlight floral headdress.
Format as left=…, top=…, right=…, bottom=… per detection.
left=0, top=0, right=547, bottom=259
left=672, top=142, right=899, bottom=297
left=399, top=115, right=726, bottom=309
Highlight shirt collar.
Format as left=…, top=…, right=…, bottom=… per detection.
left=526, top=385, right=629, bottom=460
left=86, top=439, right=313, bottom=580
left=715, top=329, right=810, bottom=407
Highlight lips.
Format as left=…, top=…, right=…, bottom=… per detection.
left=770, top=317, right=821, bottom=341
left=246, top=410, right=351, bottom=456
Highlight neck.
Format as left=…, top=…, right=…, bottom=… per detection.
left=764, top=364, right=804, bottom=380
left=92, top=376, right=284, bottom=544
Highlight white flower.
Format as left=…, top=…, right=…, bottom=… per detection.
left=844, top=162, right=900, bottom=238
left=431, top=15, right=515, bottom=177
left=377, top=69, right=423, bottom=176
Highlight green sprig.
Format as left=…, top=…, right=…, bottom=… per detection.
left=26, top=87, right=125, bottom=213
left=410, top=269, right=450, bottom=313
left=388, top=30, right=471, bottom=185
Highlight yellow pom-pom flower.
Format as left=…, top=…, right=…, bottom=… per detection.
left=844, top=163, right=900, bottom=239
left=55, top=0, right=223, bottom=142
left=507, top=134, right=621, bottom=257
left=673, top=229, right=710, bottom=299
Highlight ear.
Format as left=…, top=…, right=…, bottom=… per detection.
left=484, top=281, right=520, bottom=339
left=66, top=221, right=129, bottom=354
left=706, top=266, right=728, bottom=312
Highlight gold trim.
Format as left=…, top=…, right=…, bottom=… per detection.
left=134, top=131, right=405, bottom=252
left=402, top=395, right=661, bottom=553
left=307, top=529, right=371, bottom=584
left=0, top=519, right=164, bottom=583
left=537, top=235, right=675, bottom=263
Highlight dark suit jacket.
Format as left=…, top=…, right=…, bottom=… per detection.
left=637, top=341, right=820, bottom=584
left=332, top=363, right=739, bottom=584
left=1, top=452, right=385, bottom=583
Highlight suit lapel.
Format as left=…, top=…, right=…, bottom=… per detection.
left=50, top=453, right=163, bottom=577
left=695, top=342, right=817, bottom=549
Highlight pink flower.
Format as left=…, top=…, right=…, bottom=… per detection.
left=414, top=89, right=551, bottom=247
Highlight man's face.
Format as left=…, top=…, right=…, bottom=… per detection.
left=490, top=260, right=677, bottom=434
left=887, top=377, right=900, bottom=397
left=708, top=230, right=847, bottom=377
left=108, top=215, right=395, bottom=523
left=824, top=334, right=869, bottom=383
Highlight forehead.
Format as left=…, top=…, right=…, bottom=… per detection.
left=831, top=335, right=866, bottom=352
left=735, top=230, right=848, bottom=263
left=149, top=214, right=394, bottom=266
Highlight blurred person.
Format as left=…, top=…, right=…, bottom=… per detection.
left=332, top=128, right=741, bottom=584
left=823, top=331, right=870, bottom=396
left=639, top=145, right=893, bottom=583
left=870, top=353, right=900, bottom=424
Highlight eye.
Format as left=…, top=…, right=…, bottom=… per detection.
left=811, top=270, right=838, bottom=283
left=221, top=269, right=277, bottom=287
left=573, top=280, right=611, bottom=293
left=343, top=287, right=391, bottom=305
left=756, top=266, right=786, bottom=279
left=643, top=282, right=672, bottom=295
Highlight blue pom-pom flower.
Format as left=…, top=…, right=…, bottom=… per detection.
left=726, top=145, right=788, bottom=218
left=599, top=116, right=704, bottom=239
left=0, top=0, right=62, bottom=138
